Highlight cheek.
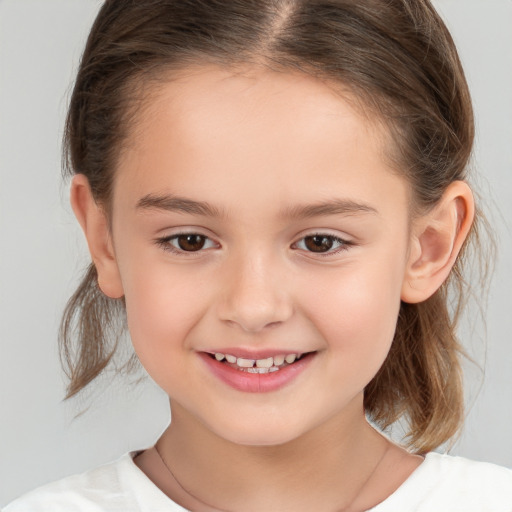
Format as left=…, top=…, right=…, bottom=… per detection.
left=301, top=258, right=404, bottom=375
left=120, top=258, right=209, bottom=378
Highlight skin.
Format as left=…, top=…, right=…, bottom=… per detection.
left=72, top=65, right=474, bottom=511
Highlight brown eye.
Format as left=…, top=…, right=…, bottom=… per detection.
left=156, top=232, right=217, bottom=255
left=303, top=235, right=335, bottom=253
left=294, top=234, right=350, bottom=256
left=176, top=234, right=207, bottom=251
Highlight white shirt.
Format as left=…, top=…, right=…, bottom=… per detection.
left=4, top=451, right=512, bottom=511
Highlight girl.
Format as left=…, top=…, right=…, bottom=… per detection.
left=4, top=0, right=512, bottom=510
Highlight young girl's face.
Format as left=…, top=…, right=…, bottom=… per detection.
left=107, top=65, right=413, bottom=445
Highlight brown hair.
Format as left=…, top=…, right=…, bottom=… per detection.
left=61, top=0, right=480, bottom=453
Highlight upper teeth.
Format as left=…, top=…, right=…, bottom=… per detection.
left=214, top=352, right=300, bottom=368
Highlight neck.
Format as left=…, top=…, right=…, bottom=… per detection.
left=155, top=395, right=391, bottom=511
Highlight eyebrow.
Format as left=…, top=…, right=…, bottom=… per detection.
left=136, top=193, right=378, bottom=219
left=136, top=194, right=224, bottom=217
left=279, top=199, right=378, bottom=219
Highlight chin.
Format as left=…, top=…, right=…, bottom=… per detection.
left=225, top=431, right=302, bottom=448
left=207, top=415, right=310, bottom=447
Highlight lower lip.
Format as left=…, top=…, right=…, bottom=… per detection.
left=199, top=352, right=316, bottom=393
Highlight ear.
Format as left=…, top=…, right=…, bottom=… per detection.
left=401, top=181, right=475, bottom=304
left=70, top=174, right=124, bottom=299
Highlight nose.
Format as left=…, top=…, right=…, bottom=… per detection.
left=217, top=251, right=293, bottom=333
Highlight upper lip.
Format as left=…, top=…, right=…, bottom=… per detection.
left=202, top=348, right=313, bottom=359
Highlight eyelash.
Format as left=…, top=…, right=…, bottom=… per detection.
left=154, top=232, right=353, bottom=257
left=155, top=232, right=218, bottom=256
left=293, top=233, right=353, bottom=257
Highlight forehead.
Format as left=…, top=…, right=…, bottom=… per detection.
left=115, top=65, right=408, bottom=216
left=136, top=64, right=384, bottom=150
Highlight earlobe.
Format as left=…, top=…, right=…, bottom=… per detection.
left=70, top=174, right=124, bottom=299
left=401, top=181, right=475, bottom=304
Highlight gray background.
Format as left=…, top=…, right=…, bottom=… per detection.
left=1, top=0, right=511, bottom=505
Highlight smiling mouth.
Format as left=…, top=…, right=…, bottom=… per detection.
left=206, top=352, right=312, bottom=374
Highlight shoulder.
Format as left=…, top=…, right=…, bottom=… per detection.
left=424, top=452, right=512, bottom=494
left=2, top=451, right=184, bottom=512
left=372, top=452, right=512, bottom=512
